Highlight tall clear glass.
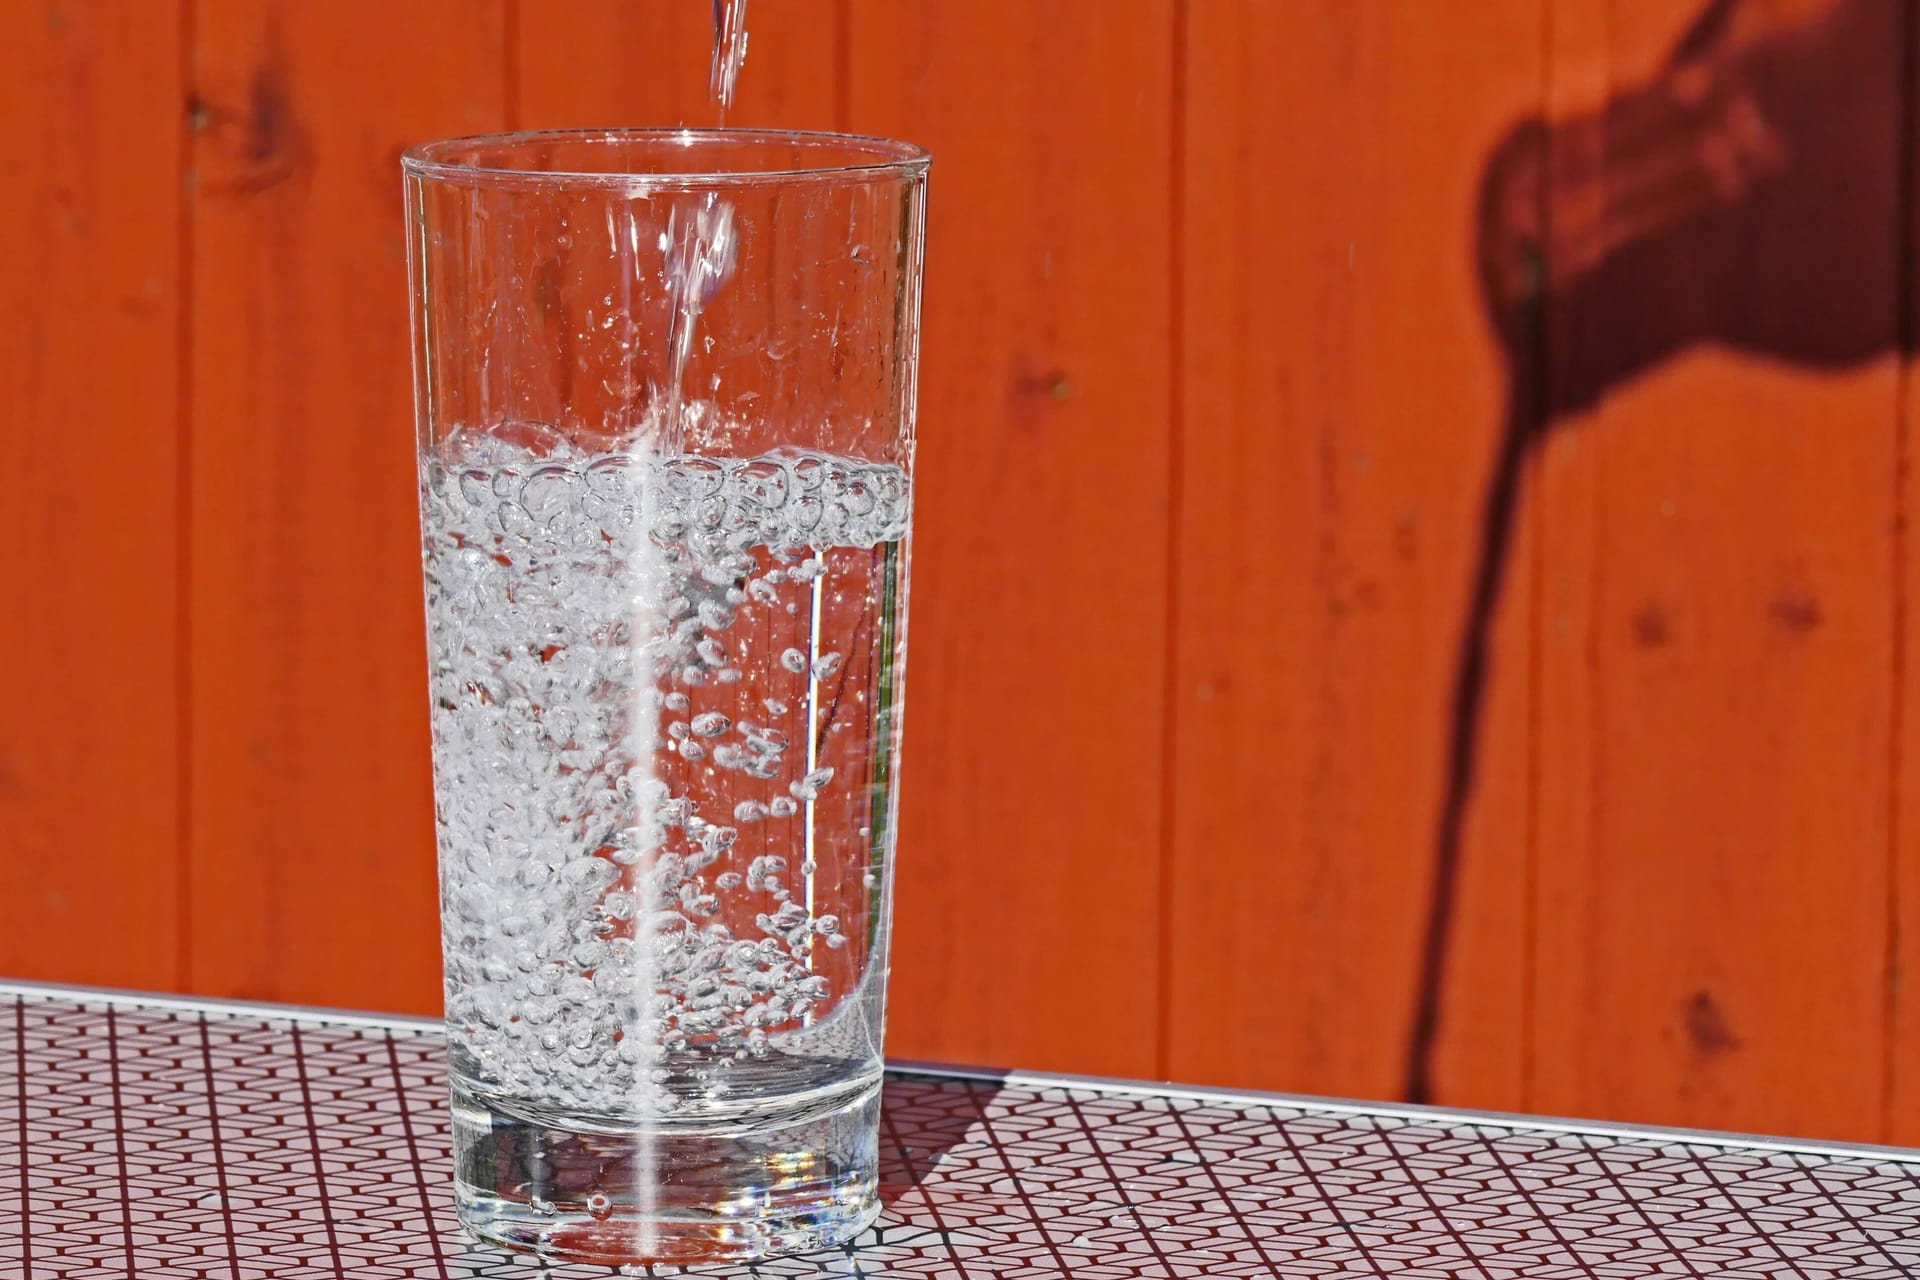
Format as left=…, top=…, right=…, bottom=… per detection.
left=402, top=130, right=927, bottom=1266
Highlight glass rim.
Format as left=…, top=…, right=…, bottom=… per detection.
left=401, top=127, right=930, bottom=190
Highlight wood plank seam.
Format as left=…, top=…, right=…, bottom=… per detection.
left=1885, top=0, right=1918, bottom=1146
left=1157, top=0, right=1190, bottom=1085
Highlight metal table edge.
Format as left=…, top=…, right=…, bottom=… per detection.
left=8, top=976, right=1915, bottom=1168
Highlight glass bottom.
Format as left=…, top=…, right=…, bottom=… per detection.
left=449, top=1072, right=882, bottom=1266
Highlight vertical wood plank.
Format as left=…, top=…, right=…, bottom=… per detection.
left=845, top=0, right=1176, bottom=1076
left=186, top=0, right=506, bottom=1010
left=1170, top=0, right=1544, bottom=1107
left=515, top=0, right=840, bottom=130
left=1889, top=0, right=1919, bottom=1151
left=0, top=1, right=188, bottom=989
left=1534, top=0, right=1900, bottom=1142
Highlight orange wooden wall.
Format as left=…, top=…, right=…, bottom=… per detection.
left=4, top=0, right=1917, bottom=1145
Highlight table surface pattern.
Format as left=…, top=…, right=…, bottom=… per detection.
left=4, top=983, right=1920, bottom=1278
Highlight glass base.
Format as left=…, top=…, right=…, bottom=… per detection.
left=449, top=1073, right=882, bottom=1266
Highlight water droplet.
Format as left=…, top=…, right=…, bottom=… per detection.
left=692, top=711, right=731, bottom=738
left=698, top=599, right=735, bottom=630
left=734, top=800, right=768, bottom=823
left=678, top=738, right=707, bottom=762
left=712, top=744, right=750, bottom=770
left=697, top=637, right=727, bottom=666
left=586, top=1190, right=614, bottom=1219
left=812, top=652, right=843, bottom=681
left=763, top=697, right=789, bottom=716
left=664, top=691, right=690, bottom=712
left=715, top=667, right=744, bottom=683
left=748, top=577, right=780, bottom=605
left=827, top=933, right=849, bottom=949
left=666, top=720, right=690, bottom=741
left=780, top=648, right=807, bottom=674
left=769, top=797, right=798, bottom=818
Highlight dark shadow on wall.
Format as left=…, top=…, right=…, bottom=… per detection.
left=1408, top=0, right=1915, bottom=1103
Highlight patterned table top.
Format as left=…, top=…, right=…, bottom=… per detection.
left=4, top=982, right=1920, bottom=1278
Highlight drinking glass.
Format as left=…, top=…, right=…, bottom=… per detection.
left=402, top=129, right=927, bottom=1265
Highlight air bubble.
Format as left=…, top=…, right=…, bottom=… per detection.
left=780, top=648, right=808, bottom=674
left=812, top=652, right=844, bottom=681
left=769, top=797, right=798, bottom=818
left=678, top=739, right=707, bottom=762
left=697, top=638, right=727, bottom=666
left=697, top=599, right=735, bottom=630
left=692, top=711, right=731, bottom=738
left=791, top=767, right=836, bottom=800
left=744, top=725, right=789, bottom=756
left=498, top=502, right=535, bottom=538
left=734, top=799, right=769, bottom=823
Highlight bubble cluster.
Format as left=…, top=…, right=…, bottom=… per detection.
left=419, top=425, right=908, bottom=1118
